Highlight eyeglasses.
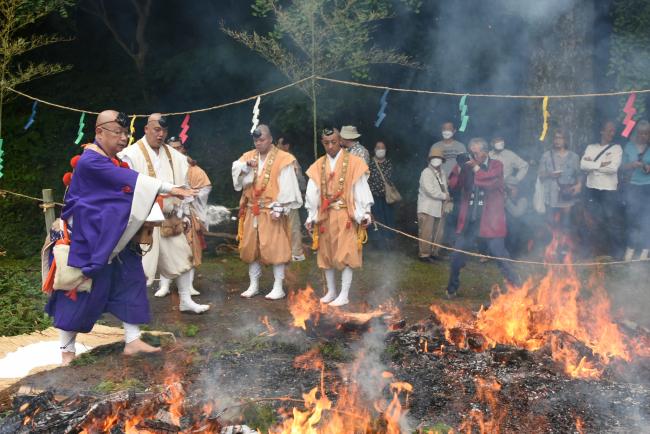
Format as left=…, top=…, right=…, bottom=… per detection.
left=99, top=126, right=131, bottom=138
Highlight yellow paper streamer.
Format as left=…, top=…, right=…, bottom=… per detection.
left=311, top=224, right=320, bottom=250
left=539, top=96, right=550, bottom=141
left=127, top=115, right=136, bottom=146
left=357, top=226, right=368, bottom=251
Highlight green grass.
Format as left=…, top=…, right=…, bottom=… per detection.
left=240, top=402, right=277, bottom=433
left=0, top=257, right=52, bottom=336
left=92, top=378, right=145, bottom=394
left=70, top=352, right=98, bottom=367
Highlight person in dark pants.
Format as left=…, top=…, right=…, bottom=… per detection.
left=580, top=120, right=623, bottom=259
left=368, top=141, right=396, bottom=248
left=446, top=138, right=520, bottom=298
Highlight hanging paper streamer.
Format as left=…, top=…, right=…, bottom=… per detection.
left=458, top=95, right=469, bottom=132
left=621, top=93, right=637, bottom=138
left=127, top=115, right=136, bottom=146
left=74, top=113, right=86, bottom=145
left=250, top=96, right=261, bottom=134
left=539, top=96, right=550, bottom=141
left=179, top=114, right=190, bottom=144
left=0, top=138, right=4, bottom=179
left=23, top=101, right=38, bottom=130
left=375, top=89, right=389, bottom=127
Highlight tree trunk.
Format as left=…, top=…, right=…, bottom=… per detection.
left=519, top=0, right=597, bottom=158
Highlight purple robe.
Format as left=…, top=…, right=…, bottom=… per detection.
left=45, top=149, right=157, bottom=332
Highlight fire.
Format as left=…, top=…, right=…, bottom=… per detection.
left=430, top=235, right=645, bottom=379
left=458, top=377, right=506, bottom=434
left=293, top=347, right=324, bottom=371
left=260, top=315, right=277, bottom=336
left=288, top=286, right=400, bottom=331
left=164, top=373, right=185, bottom=426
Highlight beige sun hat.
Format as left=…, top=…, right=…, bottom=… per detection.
left=340, top=125, right=361, bottom=140
left=428, top=148, right=446, bottom=161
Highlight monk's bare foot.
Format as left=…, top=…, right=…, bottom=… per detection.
left=61, top=351, right=76, bottom=366
left=123, top=338, right=161, bottom=356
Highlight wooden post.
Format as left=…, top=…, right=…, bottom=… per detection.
left=42, top=189, right=55, bottom=234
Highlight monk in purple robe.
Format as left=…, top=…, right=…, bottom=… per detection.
left=44, top=110, right=196, bottom=365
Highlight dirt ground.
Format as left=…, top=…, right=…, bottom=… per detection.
left=2, top=244, right=649, bottom=429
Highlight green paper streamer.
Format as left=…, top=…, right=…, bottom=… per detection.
left=458, top=95, right=470, bottom=132
left=74, top=113, right=86, bottom=145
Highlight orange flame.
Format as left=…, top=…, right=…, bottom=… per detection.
left=430, top=235, right=643, bottom=379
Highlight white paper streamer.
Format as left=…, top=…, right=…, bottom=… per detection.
left=250, top=96, right=261, bottom=134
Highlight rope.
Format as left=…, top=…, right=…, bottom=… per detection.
left=315, top=76, right=650, bottom=99
left=372, top=220, right=650, bottom=267
left=0, top=189, right=64, bottom=206
left=5, top=75, right=314, bottom=117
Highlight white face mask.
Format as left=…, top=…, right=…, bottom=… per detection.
left=493, top=141, right=505, bottom=151
left=442, top=130, right=454, bottom=140
left=375, top=149, right=386, bottom=159
left=430, top=158, right=443, bottom=168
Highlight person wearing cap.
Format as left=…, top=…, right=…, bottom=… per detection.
left=417, top=148, right=450, bottom=262
left=44, top=110, right=198, bottom=365
left=232, top=125, right=303, bottom=300
left=167, top=136, right=212, bottom=295
left=340, top=125, right=370, bottom=165
left=305, top=127, right=374, bottom=307
left=118, top=113, right=210, bottom=314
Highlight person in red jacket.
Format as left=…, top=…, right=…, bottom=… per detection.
left=445, top=137, right=520, bottom=298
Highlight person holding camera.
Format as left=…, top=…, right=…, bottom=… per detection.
left=445, top=138, right=520, bottom=298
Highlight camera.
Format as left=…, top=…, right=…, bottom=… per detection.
left=456, top=153, right=471, bottom=166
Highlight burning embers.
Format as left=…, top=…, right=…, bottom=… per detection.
left=430, top=242, right=650, bottom=379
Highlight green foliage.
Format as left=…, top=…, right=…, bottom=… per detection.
left=240, top=402, right=278, bottom=433
left=183, top=323, right=200, bottom=337
left=609, top=0, right=650, bottom=115
left=0, top=257, right=51, bottom=336
left=223, top=0, right=418, bottom=98
left=0, top=0, right=74, bottom=135
left=318, top=341, right=349, bottom=361
left=92, top=378, right=145, bottom=393
left=70, top=351, right=98, bottom=366
left=416, top=423, right=454, bottom=434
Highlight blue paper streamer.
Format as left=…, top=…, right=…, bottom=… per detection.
left=0, top=138, right=4, bottom=178
left=375, top=89, right=389, bottom=127
left=23, top=101, right=38, bottom=130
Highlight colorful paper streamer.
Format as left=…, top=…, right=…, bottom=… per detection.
left=539, top=96, right=550, bottom=141
left=621, top=93, right=637, bottom=138
left=127, top=115, right=136, bottom=146
left=74, top=113, right=86, bottom=145
left=0, top=138, right=4, bottom=178
left=23, top=101, right=38, bottom=130
left=250, top=96, right=261, bottom=134
left=179, top=114, right=190, bottom=144
left=375, top=89, right=389, bottom=127
left=458, top=95, right=469, bottom=132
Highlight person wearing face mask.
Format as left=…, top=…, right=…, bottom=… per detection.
left=488, top=137, right=529, bottom=187
left=446, top=138, right=520, bottom=298
left=368, top=141, right=396, bottom=248
left=417, top=148, right=450, bottom=262
left=430, top=121, right=467, bottom=250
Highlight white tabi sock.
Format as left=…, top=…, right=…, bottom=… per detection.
left=320, top=269, right=338, bottom=303
left=59, top=329, right=77, bottom=353
left=330, top=267, right=353, bottom=307
left=177, top=269, right=210, bottom=313
left=641, top=249, right=649, bottom=260
left=241, top=261, right=262, bottom=298
left=155, top=275, right=172, bottom=297
left=265, top=264, right=286, bottom=300
left=624, top=247, right=635, bottom=262
left=189, top=268, right=200, bottom=296
left=123, top=322, right=141, bottom=344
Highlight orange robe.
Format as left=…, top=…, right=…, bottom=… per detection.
left=306, top=153, right=369, bottom=270
left=238, top=148, right=296, bottom=265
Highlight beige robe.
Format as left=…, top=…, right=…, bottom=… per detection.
left=118, top=137, right=193, bottom=285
